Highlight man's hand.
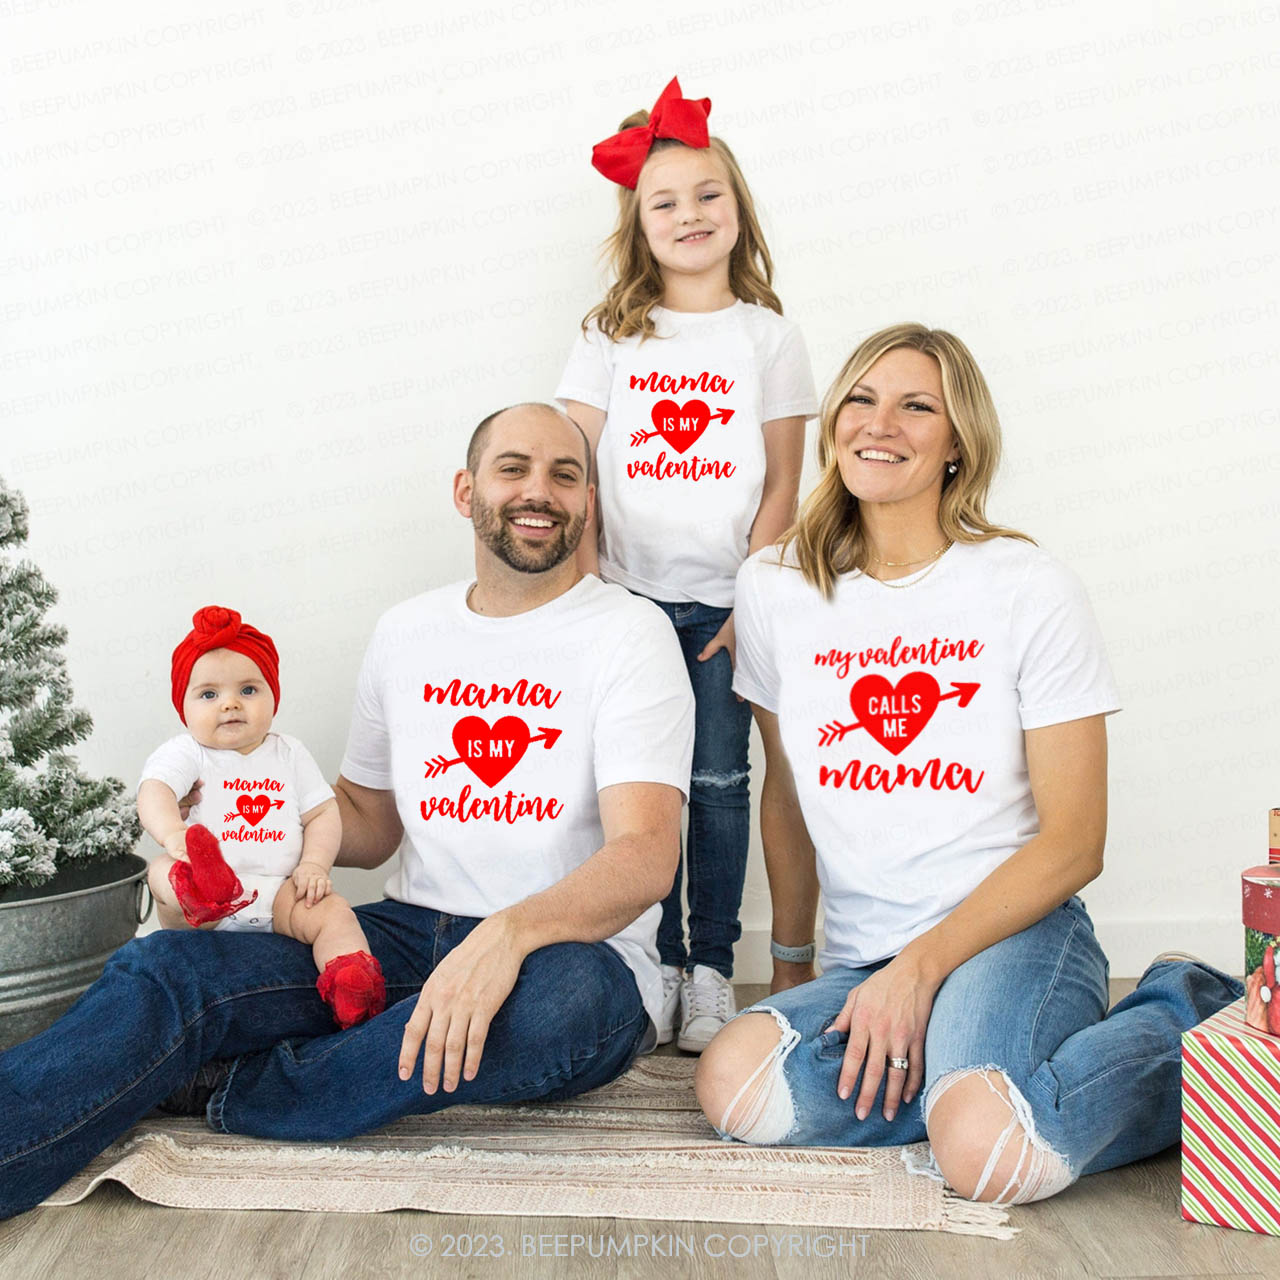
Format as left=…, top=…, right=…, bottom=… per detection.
left=398, top=913, right=527, bottom=1095
left=291, top=860, right=332, bottom=907
left=177, top=779, right=205, bottom=820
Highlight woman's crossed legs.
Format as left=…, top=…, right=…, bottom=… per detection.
left=696, top=897, right=1241, bottom=1204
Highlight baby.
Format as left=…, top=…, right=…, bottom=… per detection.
left=138, top=605, right=385, bottom=1028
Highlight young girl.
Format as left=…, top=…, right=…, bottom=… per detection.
left=555, top=76, right=819, bottom=1052
left=139, top=605, right=385, bottom=1029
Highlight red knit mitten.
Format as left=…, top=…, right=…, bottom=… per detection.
left=316, top=951, right=387, bottom=1029
left=168, top=824, right=258, bottom=926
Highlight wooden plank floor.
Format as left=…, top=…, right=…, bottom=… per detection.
left=5, top=982, right=1280, bottom=1280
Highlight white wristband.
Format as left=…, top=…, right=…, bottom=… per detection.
left=770, top=939, right=815, bottom=963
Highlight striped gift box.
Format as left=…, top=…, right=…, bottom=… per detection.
left=1181, top=998, right=1280, bottom=1233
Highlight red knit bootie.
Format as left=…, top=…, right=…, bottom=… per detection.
left=168, top=824, right=258, bottom=926
left=316, top=951, right=387, bottom=1029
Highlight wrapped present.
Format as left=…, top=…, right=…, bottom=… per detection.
left=1182, top=999, right=1280, bottom=1233
left=1271, top=808, right=1280, bottom=865
left=1242, top=866, right=1280, bottom=1035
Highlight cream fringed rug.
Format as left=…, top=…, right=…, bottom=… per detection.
left=42, top=1056, right=1014, bottom=1238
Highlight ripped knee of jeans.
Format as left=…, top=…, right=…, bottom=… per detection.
left=716, top=1006, right=802, bottom=1145
left=923, top=1066, right=1074, bottom=1205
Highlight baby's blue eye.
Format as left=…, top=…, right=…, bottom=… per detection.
left=198, top=690, right=216, bottom=700
left=240, top=685, right=257, bottom=696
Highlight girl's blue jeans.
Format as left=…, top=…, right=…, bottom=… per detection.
left=720, top=897, right=1242, bottom=1180
left=647, top=598, right=752, bottom=978
left=0, top=899, right=650, bottom=1220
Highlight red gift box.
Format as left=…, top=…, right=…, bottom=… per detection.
left=1182, top=999, right=1280, bottom=1234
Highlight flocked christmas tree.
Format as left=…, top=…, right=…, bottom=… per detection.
left=0, top=475, right=139, bottom=890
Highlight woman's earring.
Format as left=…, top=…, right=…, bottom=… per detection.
left=947, top=461, right=959, bottom=475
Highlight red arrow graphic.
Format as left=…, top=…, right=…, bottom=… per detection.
left=818, top=683, right=980, bottom=748
left=629, top=408, right=734, bottom=447
left=222, top=799, right=285, bottom=824
left=424, top=726, right=563, bottom=778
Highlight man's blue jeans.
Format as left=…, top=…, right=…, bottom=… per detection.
left=648, top=599, right=752, bottom=978
left=0, top=899, right=651, bottom=1220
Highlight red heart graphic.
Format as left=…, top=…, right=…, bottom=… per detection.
left=650, top=398, right=710, bottom=454
left=849, top=673, right=940, bottom=756
left=237, top=794, right=271, bottom=827
left=451, top=715, right=530, bottom=787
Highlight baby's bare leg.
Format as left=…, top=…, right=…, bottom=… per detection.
left=271, top=880, right=370, bottom=971
left=147, top=854, right=219, bottom=931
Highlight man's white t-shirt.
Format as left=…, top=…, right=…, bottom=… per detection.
left=554, top=300, right=818, bottom=607
left=340, top=575, right=696, bottom=1030
left=138, top=732, right=334, bottom=878
left=732, top=538, right=1121, bottom=970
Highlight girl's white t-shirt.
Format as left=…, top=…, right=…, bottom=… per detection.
left=554, top=300, right=818, bottom=607
left=339, top=574, right=696, bottom=1031
left=138, top=732, right=334, bottom=878
left=732, top=538, right=1122, bottom=970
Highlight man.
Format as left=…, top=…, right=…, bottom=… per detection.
left=0, top=403, right=694, bottom=1218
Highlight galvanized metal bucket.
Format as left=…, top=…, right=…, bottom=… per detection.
left=0, top=852, right=152, bottom=1049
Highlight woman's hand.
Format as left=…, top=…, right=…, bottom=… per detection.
left=827, top=952, right=940, bottom=1122
left=291, top=860, right=332, bottom=907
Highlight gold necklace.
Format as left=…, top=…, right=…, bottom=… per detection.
left=869, top=541, right=950, bottom=568
left=866, top=542, right=953, bottom=589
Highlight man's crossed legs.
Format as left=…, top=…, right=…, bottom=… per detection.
left=0, top=899, right=650, bottom=1219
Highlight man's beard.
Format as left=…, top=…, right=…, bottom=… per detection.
left=471, top=490, right=586, bottom=574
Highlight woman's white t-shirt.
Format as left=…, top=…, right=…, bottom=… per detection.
left=732, top=538, right=1121, bottom=970
left=555, top=300, right=818, bottom=607
left=339, top=574, right=696, bottom=1031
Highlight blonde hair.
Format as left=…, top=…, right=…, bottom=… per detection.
left=583, top=111, right=781, bottom=342
left=782, top=322, right=1034, bottom=598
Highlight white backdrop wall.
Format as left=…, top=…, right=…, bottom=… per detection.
left=4, top=0, right=1277, bottom=977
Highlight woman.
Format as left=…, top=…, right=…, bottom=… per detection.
left=694, top=322, right=1241, bottom=1205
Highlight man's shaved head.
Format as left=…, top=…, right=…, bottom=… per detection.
left=461, top=401, right=592, bottom=576
left=466, top=402, right=592, bottom=481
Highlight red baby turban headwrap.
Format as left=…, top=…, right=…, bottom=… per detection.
left=170, top=606, right=280, bottom=723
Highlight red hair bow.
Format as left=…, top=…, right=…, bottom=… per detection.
left=591, top=76, right=712, bottom=190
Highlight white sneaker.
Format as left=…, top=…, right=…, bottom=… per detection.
left=656, top=964, right=684, bottom=1046
left=678, top=964, right=736, bottom=1053
left=1151, top=950, right=1209, bottom=967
